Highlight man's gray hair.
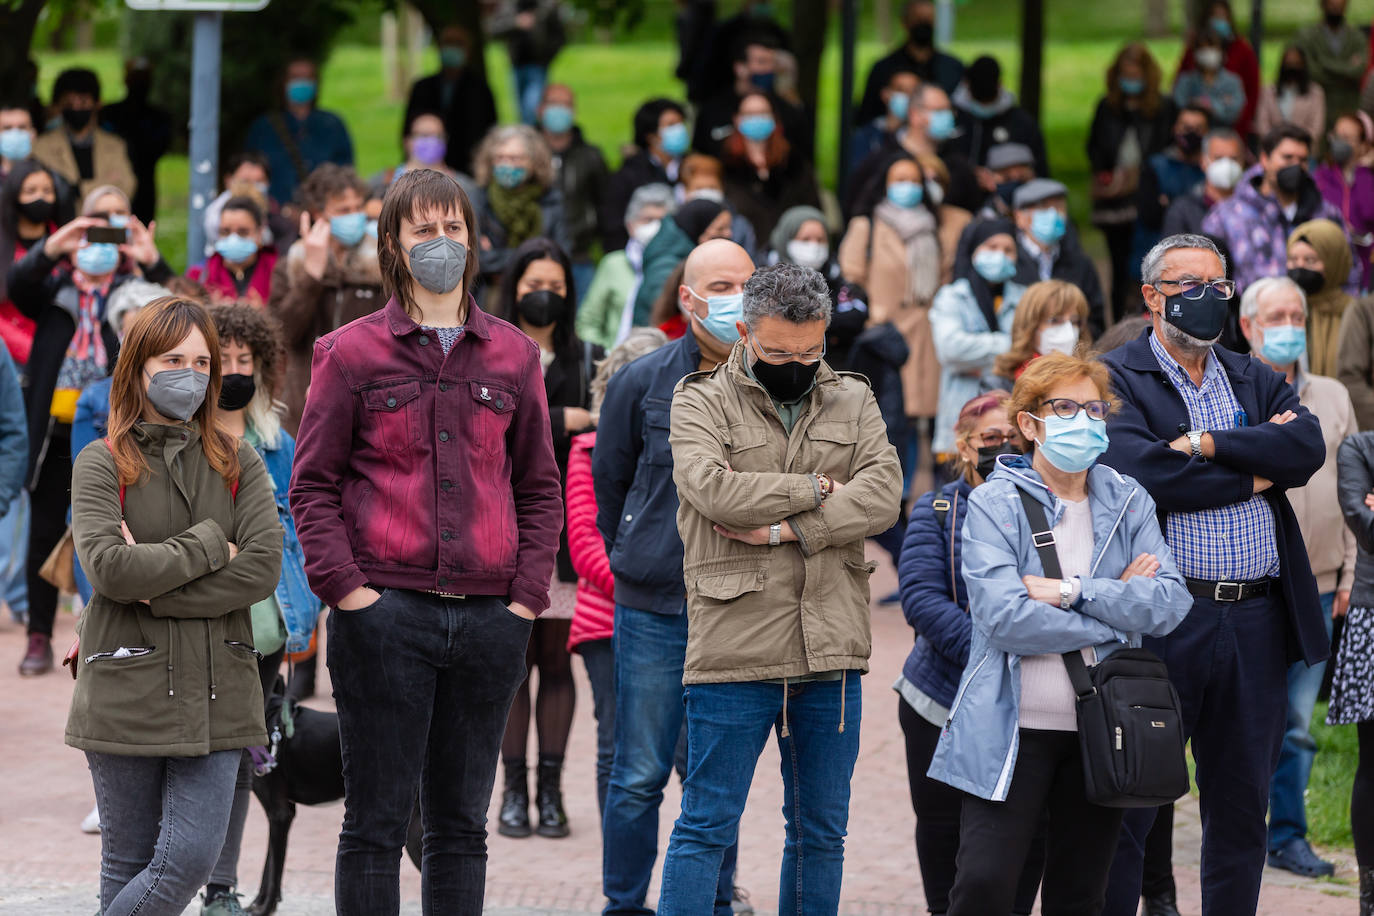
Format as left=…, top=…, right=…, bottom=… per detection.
left=742, top=262, right=832, bottom=329
left=1240, top=275, right=1307, bottom=322
left=1140, top=233, right=1228, bottom=286
left=625, top=182, right=676, bottom=225
left=1204, top=126, right=1243, bottom=154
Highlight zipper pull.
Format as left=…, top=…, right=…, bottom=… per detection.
left=1115, top=726, right=1123, bottom=751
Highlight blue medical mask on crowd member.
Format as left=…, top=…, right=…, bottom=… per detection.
left=965, top=98, right=998, bottom=120
left=108, top=213, right=129, bottom=229
left=887, top=180, right=924, bottom=208
left=888, top=92, right=910, bottom=120
left=972, top=248, right=1018, bottom=284
left=749, top=72, right=776, bottom=92
left=0, top=128, right=32, bottom=161
left=215, top=233, right=259, bottom=264
left=660, top=122, right=690, bottom=157
left=738, top=115, right=776, bottom=142
left=439, top=45, right=467, bottom=69
left=493, top=163, right=528, bottom=189
left=686, top=286, right=745, bottom=345
left=330, top=212, right=367, bottom=246
left=542, top=104, right=575, bottom=133
left=285, top=78, right=317, bottom=106
left=1258, top=324, right=1307, bottom=366
left=1029, top=206, right=1066, bottom=244
left=1030, top=410, right=1110, bottom=473
left=1119, top=77, right=1145, bottom=96
left=1210, top=17, right=1233, bottom=39
left=927, top=109, right=956, bottom=141
left=145, top=368, right=210, bottom=422
left=365, top=219, right=379, bottom=239
left=76, top=242, right=120, bottom=276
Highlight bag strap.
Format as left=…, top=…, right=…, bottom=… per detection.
left=1014, top=487, right=1096, bottom=699
left=267, top=111, right=310, bottom=184
left=931, top=491, right=959, bottom=608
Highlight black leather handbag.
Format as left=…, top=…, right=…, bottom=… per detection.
left=1017, top=488, right=1190, bottom=808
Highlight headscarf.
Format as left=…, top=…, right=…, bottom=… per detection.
left=961, top=218, right=1018, bottom=330
left=1288, top=218, right=1353, bottom=376
left=672, top=198, right=727, bottom=243
left=769, top=205, right=828, bottom=262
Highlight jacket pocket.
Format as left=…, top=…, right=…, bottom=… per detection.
left=642, top=399, right=674, bottom=468
left=84, top=645, right=155, bottom=664
left=470, top=381, right=518, bottom=458
left=808, top=419, right=859, bottom=473
left=843, top=556, right=878, bottom=605
left=361, top=381, right=421, bottom=453
left=725, top=423, right=771, bottom=472
left=692, top=568, right=767, bottom=602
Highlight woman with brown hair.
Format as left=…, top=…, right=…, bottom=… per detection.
left=67, top=295, right=282, bottom=916
left=988, top=279, right=1093, bottom=389
left=718, top=90, right=820, bottom=244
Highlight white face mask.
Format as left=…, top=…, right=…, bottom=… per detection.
left=630, top=218, right=662, bottom=247
left=1037, top=320, right=1079, bottom=356
left=1196, top=47, right=1224, bottom=71
left=786, top=240, right=829, bottom=269
left=1205, top=156, right=1243, bottom=191
left=689, top=188, right=725, bottom=203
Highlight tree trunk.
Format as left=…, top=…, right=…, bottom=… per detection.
left=1143, top=0, right=1168, bottom=37
left=0, top=0, right=47, bottom=97
left=792, top=0, right=828, bottom=116
left=1019, top=0, right=1043, bottom=122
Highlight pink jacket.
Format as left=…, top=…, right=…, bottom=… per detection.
left=566, top=431, right=615, bottom=651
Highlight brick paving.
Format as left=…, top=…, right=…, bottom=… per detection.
left=0, top=549, right=1357, bottom=914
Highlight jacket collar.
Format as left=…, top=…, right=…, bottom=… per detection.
left=383, top=292, right=491, bottom=341
left=1118, top=326, right=1250, bottom=378
left=724, top=337, right=842, bottom=398
left=987, top=452, right=1135, bottom=513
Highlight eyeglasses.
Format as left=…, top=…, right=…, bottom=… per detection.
left=749, top=332, right=825, bottom=365
left=969, top=430, right=1016, bottom=448
left=1151, top=277, right=1236, bottom=300
left=1039, top=398, right=1110, bottom=421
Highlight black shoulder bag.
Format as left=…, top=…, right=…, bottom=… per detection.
left=1016, top=488, right=1189, bottom=808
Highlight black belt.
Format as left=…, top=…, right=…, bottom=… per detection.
left=1185, top=577, right=1274, bottom=602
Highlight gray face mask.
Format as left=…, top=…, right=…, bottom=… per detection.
left=145, top=368, right=209, bottom=422
left=406, top=236, right=467, bottom=295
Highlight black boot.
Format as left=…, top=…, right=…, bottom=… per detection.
left=536, top=753, right=569, bottom=838
left=1361, top=867, right=1374, bottom=916
left=1142, top=888, right=1181, bottom=916
left=498, top=758, right=531, bottom=838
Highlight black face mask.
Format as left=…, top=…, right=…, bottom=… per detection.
left=1161, top=288, right=1229, bottom=342
left=1326, top=11, right=1345, bottom=28
left=909, top=22, right=934, bottom=47
left=751, top=354, right=820, bottom=404
left=218, top=373, right=256, bottom=411
left=62, top=107, right=93, bottom=131
left=1279, top=66, right=1307, bottom=86
left=1276, top=163, right=1306, bottom=194
left=1288, top=266, right=1325, bottom=294
left=975, top=443, right=1020, bottom=480
left=1176, top=130, right=1203, bottom=155
left=827, top=305, right=868, bottom=351
left=516, top=289, right=566, bottom=328
left=995, top=180, right=1023, bottom=207
left=16, top=198, right=53, bottom=225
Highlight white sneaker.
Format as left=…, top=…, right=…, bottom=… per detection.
left=81, top=805, right=100, bottom=834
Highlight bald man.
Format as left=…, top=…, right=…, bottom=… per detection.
left=593, top=239, right=754, bottom=916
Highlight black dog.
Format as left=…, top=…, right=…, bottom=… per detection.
left=247, top=678, right=423, bottom=915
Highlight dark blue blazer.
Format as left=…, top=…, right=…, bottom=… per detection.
left=1099, top=329, right=1328, bottom=666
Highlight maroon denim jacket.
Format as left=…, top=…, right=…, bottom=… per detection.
left=290, top=294, right=563, bottom=613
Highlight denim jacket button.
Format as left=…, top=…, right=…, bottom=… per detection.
left=386, top=397, right=397, bottom=408
left=440, top=382, right=450, bottom=392
left=441, top=479, right=452, bottom=491
left=439, top=431, right=450, bottom=442
left=441, top=530, right=452, bottom=541
left=495, top=399, right=504, bottom=409
left=419, top=335, right=430, bottom=346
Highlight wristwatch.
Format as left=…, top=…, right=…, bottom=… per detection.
left=1187, top=430, right=1204, bottom=459
left=1059, top=579, right=1074, bottom=610
left=769, top=522, right=782, bottom=546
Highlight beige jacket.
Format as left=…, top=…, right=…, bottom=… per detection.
left=669, top=342, right=903, bottom=684
left=33, top=127, right=137, bottom=202
left=1289, top=371, right=1358, bottom=594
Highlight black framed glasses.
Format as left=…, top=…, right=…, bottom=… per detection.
left=1151, top=277, right=1236, bottom=300
left=1039, top=398, right=1110, bottom=421
left=969, top=430, right=1016, bottom=448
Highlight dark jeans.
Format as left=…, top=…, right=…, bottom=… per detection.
left=580, top=637, right=616, bottom=819
left=329, top=590, right=532, bottom=916
left=948, top=729, right=1124, bottom=916
left=1100, top=221, right=1138, bottom=323
left=1102, top=593, right=1288, bottom=916
left=86, top=748, right=242, bottom=916
left=602, top=604, right=735, bottom=916
left=898, top=699, right=1043, bottom=915
left=25, top=426, right=70, bottom=638
left=1142, top=803, right=1176, bottom=899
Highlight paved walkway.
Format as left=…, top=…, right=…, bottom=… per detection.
left=0, top=547, right=1357, bottom=915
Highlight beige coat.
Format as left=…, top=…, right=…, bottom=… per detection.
left=1288, top=371, right=1358, bottom=594
left=32, top=127, right=137, bottom=202
left=669, top=342, right=903, bottom=684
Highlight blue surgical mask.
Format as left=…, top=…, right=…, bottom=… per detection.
left=0, top=128, right=32, bottom=161
left=1119, top=77, right=1145, bottom=96
left=285, top=78, right=317, bottom=106
left=1029, top=206, right=1066, bottom=245
left=687, top=286, right=744, bottom=345
left=215, top=233, right=259, bottom=264
left=927, top=108, right=956, bottom=141
left=738, top=115, right=776, bottom=143
left=1031, top=410, right=1110, bottom=473
left=493, top=163, right=528, bottom=189
left=887, top=181, right=924, bottom=208
left=108, top=213, right=129, bottom=229
left=76, top=242, right=120, bottom=276
left=1209, top=16, right=1233, bottom=40
left=541, top=104, right=575, bottom=133
left=972, top=248, right=1017, bottom=284
left=888, top=92, right=910, bottom=120
left=330, top=212, right=367, bottom=246
left=660, top=122, right=690, bottom=157
left=439, top=46, right=467, bottom=69
left=1259, top=324, right=1307, bottom=366
left=365, top=218, right=379, bottom=239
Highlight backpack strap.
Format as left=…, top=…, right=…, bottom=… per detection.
left=931, top=492, right=960, bottom=606
left=1014, top=486, right=1096, bottom=698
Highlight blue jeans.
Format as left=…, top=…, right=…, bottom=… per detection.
left=1268, top=590, right=1336, bottom=851
left=580, top=637, right=616, bottom=819
left=658, top=676, right=862, bottom=916
left=572, top=260, right=596, bottom=307
left=602, top=604, right=735, bottom=916
left=0, top=489, right=28, bottom=620
left=513, top=63, right=547, bottom=125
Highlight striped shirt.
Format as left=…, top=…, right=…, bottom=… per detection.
left=1149, top=332, right=1279, bottom=580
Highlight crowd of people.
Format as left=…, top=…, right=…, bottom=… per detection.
left=7, top=0, right=1374, bottom=915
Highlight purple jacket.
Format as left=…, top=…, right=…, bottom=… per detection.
left=1314, top=163, right=1374, bottom=290
left=1202, top=165, right=1349, bottom=296
left=289, top=295, right=564, bottom=613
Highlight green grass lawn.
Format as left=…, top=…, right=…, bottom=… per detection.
left=1311, top=702, right=1358, bottom=851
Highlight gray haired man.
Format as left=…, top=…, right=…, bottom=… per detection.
left=658, top=262, right=902, bottom=916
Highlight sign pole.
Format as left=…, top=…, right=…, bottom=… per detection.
left=187, top=10, right=222, bottom=263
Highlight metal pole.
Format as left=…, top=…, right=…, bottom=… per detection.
left=936, top=0, right=954, bottom=45
left=838, top=0, right=857, bottom=199
left=187, top=10, right=222, bottom=263
left=1250, top=0, right=1264, bottom=71
left=1019, top=0, right=1043, bottom=122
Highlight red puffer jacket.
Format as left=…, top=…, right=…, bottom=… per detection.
left=566, top=431, right=614, bottom=651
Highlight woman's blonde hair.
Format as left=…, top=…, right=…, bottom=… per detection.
left=994, top=280, right=1092, bottom=378
left=1008, top=352, right=1119, bottom=441
left=590, top=328, right=670, bottom=421
left=472, top=125, right=556, bottom=189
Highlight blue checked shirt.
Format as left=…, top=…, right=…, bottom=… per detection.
left=1149, top=333, right=1280, bottom=580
